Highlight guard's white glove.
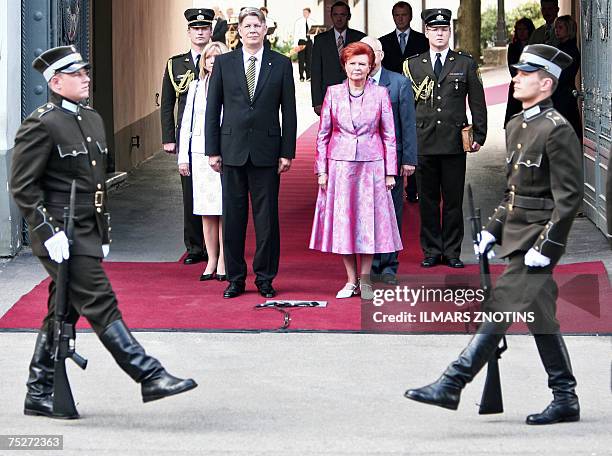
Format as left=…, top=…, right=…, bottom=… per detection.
left=474, top=230, right=496, bottom=259
left=102, top=244, right=110, bottom=258
left=44, top=231, right=70, bottom=263
left=524, top=248, right=551, bottom=267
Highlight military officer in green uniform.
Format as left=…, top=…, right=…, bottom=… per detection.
left=404, top=44, right=583, bottom=425
left=403, top=8, right=487, bottom=269
left=11, top=46, right=197, bottom=419
left=161, top=8, right=214, bottom=265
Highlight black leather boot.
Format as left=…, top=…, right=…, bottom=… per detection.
left=24, top=332, right=55, bottom=417
left=405, top=329, right=504, bottom=410
left=526, top=334, right=580, bottom=425
left=99, top=320, right=197, bottom=403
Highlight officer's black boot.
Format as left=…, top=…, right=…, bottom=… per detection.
left=24, top=332, right=55, bottom=417
left=99, top=320, right=197, bottom=403
left=526, top=334, right=580, bottom=425
left=405, top=325, right=504, bottom=410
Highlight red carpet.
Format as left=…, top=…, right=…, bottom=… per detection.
left=2, top=122, right=610, bottom=334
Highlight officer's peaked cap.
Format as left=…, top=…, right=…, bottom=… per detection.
left=512, top=44, right=572, bottom=79
left=421, top=8, right=452, bottom=27
left=185, top=8, right=214, bottom=27
left=33, top=46, right=90, bottom=82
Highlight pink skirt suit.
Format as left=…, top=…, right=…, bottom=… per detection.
left=309, top=80, right=403, bottom=254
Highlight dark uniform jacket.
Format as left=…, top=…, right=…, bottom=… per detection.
left=310, top=28, right=366, bottom=108
left=204, top=48, right=297, bottom=167
left=160, top=51, right=198, bottom=144
left=379, top=28, right=429, bottom=74
left=404, top=49, right=487, bottom=155
left=485, top=99, right=583, bottom=263
left=10, top=93, right=111, bottom=258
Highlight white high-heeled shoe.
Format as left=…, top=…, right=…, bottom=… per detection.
left=336, top=282, right=359, bottom=299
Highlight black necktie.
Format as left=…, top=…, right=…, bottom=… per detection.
left=195, top=54, right=201, bottom=79
left=305, top=21, right=309, bottom=35
left=434, top=53, right=442, bottom=79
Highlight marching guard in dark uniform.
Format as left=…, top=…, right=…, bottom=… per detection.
left=405, top=44, right=583, bottom=425
left=161, top=8, right=215, bottom=265
left=11, top=46, right=197, bottom=419
left=404, top=9, right=487, bottom=268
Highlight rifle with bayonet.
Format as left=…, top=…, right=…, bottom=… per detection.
left=467, top=184, right=508, bottom=415
left=52, top=180, right=87, bottom=418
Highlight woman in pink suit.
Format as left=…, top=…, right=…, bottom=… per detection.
left=309, top=42, right=402, bottom=300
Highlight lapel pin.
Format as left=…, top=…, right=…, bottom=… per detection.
left=422, top=59, right=428, bottom=63
left=449, top=57, right=455, bottom=61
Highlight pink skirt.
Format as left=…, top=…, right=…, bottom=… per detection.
left=309, top=159, right=403, bottom=254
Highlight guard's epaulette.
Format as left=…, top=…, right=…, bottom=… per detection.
left=33, top=103, right=56, bottom=118
left=169, top=52, right=187, bottom=61
left=80, top=104, right=94, bottom=111
left=511, top=111, right=522, bottom=119
left=543, top=109, right=568, bottom=126
left=455, top=50, right=473, bottom=59
left=407, top=53, right=421, bottom=60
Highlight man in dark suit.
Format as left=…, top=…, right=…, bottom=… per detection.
left=379, top=1, right=428, bottom=203
left=310, top=1, right=365, bottom=115
left=404, top=8, right=487, bottom=268
left=361, top=36, right=417, bottom=285
left=212, top=6, right=228, bottom=43
left=160, top=8, right=213, bottom=265
left=205, top=7, right=297, bottom=299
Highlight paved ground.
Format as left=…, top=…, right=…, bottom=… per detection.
left=0, top=63, right=610, bottom=455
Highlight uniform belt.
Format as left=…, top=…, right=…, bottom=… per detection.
left=508, top=193, right=554, bottom=210
left=44, top=191, right=105, bottom=208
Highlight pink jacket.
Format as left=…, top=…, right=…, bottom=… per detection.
left=315, top=80, right=397, bottom=175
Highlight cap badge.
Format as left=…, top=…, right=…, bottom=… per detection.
left=197, top=14, right=204, bottom=20
left=436, top=14, right=444, bottom=20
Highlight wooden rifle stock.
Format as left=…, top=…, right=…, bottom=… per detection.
left=467, top=185, right=507, bottom=415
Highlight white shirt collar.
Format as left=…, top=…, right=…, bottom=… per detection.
left=334, top=28, right=347, bottom=42
left=242, top=46, right=264, bottom=65
left=370, top=68, right=382, bottom=85
left=430, top=47, right=450, bottom=67
left=396, top=28, right=411, bottom=40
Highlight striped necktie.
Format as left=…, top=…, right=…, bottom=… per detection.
left=246, top=56, right=257, bottom=102
left=337, top=34, right=344, bottom=55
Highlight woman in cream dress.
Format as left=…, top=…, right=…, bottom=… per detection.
left=179, top=41, right=229, bottom=281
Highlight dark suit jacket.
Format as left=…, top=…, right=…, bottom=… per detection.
left=406, top=50, right=487, bottom=155
left=160, top=51, right=198, bottom=144
left=212, top=19, right=228, bottom=43
left=379, top=28, right=429, bottom=74
left=378, top=68, right=417, bottom=167
left=310, top=27, right=366, bottom=107
left=205, top=48, right=297, bottom=167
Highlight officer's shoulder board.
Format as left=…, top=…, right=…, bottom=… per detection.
left=80, top=104, right=95, bottom=111
left=543, top=108, right=568, bottom=126
left=455, top=50, right=474, bottom=60
left=32, top=103, right=56, bottom=119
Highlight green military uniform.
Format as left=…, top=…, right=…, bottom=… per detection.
left=484, top=99, right=583, bottom=332
left=14, top=46, right=196, bottom=419
left=404, top=44, right=582, bottom=426
left=11, top=92, right=121, bottom=335
left=404, top=48, right=487, bottom=262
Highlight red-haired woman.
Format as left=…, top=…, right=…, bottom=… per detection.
left=309, top=42, right=402, bottom=300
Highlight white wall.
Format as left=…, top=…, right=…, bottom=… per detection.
left=0, top=0, right=22, bottom=151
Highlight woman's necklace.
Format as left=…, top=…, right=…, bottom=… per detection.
left=349, top=87, right=365, bottom=98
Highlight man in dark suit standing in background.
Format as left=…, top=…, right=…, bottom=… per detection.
left=379, top=1, right=428, bottom=203
left=361, top=36, right=417, bottom=285
left=161, top=8, right=214, bottom=265
left=405, top=8, right=487, bottom=269
left=310, top=1, right=365, bottom=115
left=205, top=7, right=297, bottom=299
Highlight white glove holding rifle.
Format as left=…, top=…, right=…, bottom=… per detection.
left=44, top=231, right=70, bottom=263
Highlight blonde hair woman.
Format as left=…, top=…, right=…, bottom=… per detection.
left=179, top=41, right=230, bottom=281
